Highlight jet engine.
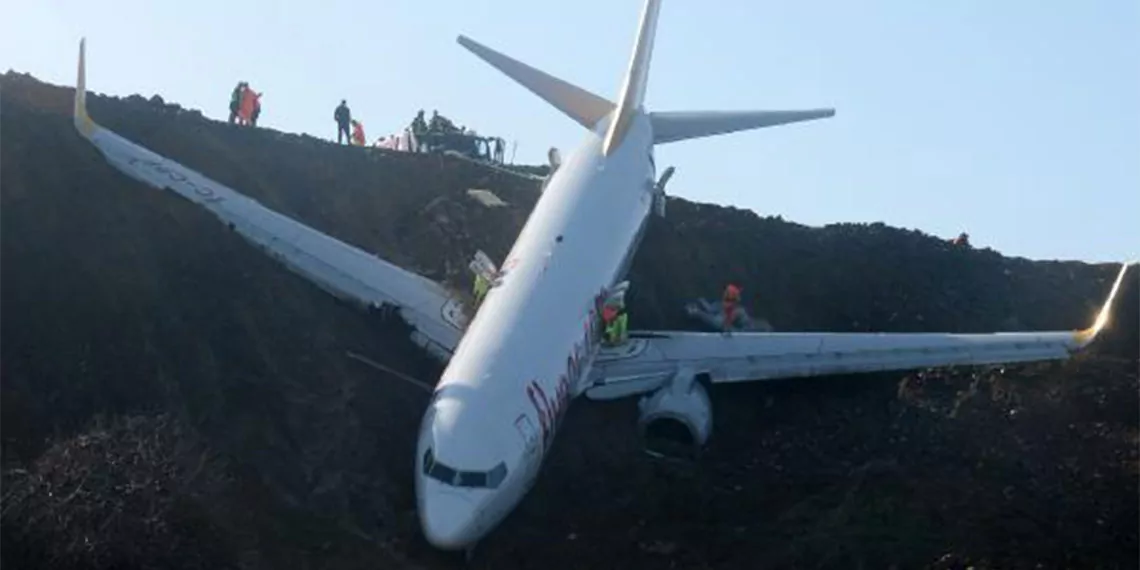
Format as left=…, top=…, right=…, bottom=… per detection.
left=636, top=369, right=712, bottom=460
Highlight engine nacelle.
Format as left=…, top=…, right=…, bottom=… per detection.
left=636, top=369, right=712, bottom=460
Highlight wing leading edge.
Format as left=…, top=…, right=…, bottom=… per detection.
left=586, top=263, right=1132, bottom=400
left=72, top=39, right=466, bottom=361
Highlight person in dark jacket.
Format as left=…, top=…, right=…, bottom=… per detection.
left=228, top=82, right=246, bottom=124
left=334, top=100, right=352, bottom=144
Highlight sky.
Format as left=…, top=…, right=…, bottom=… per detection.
left=3, top=0, right=1137, bottom=263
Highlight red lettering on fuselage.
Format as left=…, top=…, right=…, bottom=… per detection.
left=528, top=375, right=570, bottom=451
left=526, top=383, right=551, bottom=446
left=524, top=286, right=615, bottom=453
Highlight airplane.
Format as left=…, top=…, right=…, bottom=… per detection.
left=70, top=0, right=1130, bottom=555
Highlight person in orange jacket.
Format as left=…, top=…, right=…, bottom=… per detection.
left=250, top=93, right=262, bottom=127
left=239, top=86, right=261, bottom=126
left=351, top=120, right=366, bottom=146
left=722, top=283, right=741, bottom=333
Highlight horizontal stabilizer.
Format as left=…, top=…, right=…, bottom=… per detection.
left=650, top=109, right=835, bottom=145
left=457, top=35, right=615, bottom=130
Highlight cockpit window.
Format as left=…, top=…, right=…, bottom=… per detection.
left=457, top=470, right=487, bottom=488
left=486, top=462, right=508, bottom=488
left=422, top=448, right=507, bottom=490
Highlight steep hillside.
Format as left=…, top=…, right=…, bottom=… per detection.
left=2, top=71, right=1136, bottom=570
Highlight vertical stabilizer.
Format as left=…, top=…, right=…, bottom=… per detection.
left=602, top=0, right=663, bottom=155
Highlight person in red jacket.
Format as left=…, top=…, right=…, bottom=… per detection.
left=351, top=120, right=366, bottom=146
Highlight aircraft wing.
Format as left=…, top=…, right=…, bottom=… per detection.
left=584, top=263, right=1131, bottom=400
left=72, top=40, right=465, bottom=362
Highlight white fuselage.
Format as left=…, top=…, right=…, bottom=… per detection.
left=415, top=111, right=656, bottom=549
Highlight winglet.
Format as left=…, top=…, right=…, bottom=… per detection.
left=74, top=37, right=96, bottom=138
left=1073, top=262, right=1132, bottom=347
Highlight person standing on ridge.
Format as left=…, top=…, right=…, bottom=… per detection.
left=228, top=82, right=245, bottom=124
left=334, top=100, right=352, bottom=144
left=351, top=119, right=366, bottom=146
left=250, top=95, right=262, bottom=127
left=409, top=110, right=427, bottom=152
left=238, top=84, right=261, bottom=126
left=411, top=110, right=427, bottom=135
left=245, top=89, right=262, bottom=127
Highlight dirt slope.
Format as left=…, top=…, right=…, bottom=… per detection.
left=2, top=71, right=1137, bottom=570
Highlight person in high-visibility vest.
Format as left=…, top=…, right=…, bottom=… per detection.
left=722, top=283, right=741, bottom=333
left=351, top=120, right=366, bottom=146
left=602, top=298, right=629, bottom=346
left=473, top=273, right=490, bottom=308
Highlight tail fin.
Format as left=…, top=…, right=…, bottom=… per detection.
left=74, top=38, right=97, bottom=138
left=650, top=109, right=835, bottom=145
left=602, top=0, right=663, bottom=155
left=457, top=35, right=615, bottom=130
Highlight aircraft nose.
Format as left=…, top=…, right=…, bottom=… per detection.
left=420, top=490, right=479, bottom=549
